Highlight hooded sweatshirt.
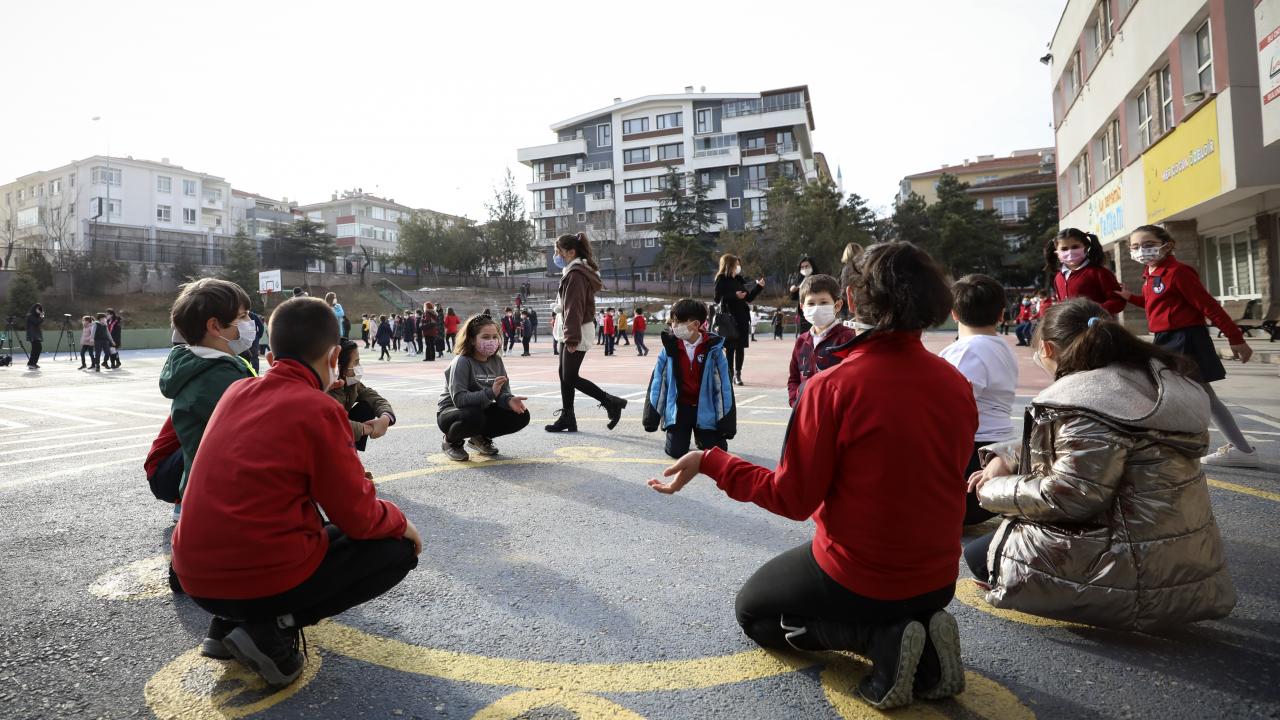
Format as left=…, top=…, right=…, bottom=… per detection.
left=158, top=345, right=255, bottom=495
left=556, top=259, right=603, bottom=347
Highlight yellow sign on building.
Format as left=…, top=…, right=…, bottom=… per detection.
left=1144, top=98, right=1222, bottom=222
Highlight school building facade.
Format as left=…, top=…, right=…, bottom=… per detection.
left=1051, top=0, right=1280, bottom=331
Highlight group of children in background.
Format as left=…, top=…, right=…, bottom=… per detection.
left=78, top=308, right=123, bottom=371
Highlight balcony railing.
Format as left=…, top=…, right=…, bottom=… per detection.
left=722, top=98, right=805, bottom=118
left=692, top=132, right=739, bottom=158
left=557, top=130, right=586, bottom=142
left=575, top=160, right=612, bottom=173
left=537, top=199, right=574, bottom=211
left=742, top=141, right=799, bottom=156
left=745, top=178, right=771, bottom=191
left=591, top=191, right=613, bottom=200
left=532, top=170, right=572, bottom=183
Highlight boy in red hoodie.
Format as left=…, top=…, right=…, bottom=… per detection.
left=172, top=296, right=421, bottom=688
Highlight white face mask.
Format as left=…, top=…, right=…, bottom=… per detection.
left=1130, top=245, right=1166, bottom=265
left=803, top=304, right=836, bottom=329
left=799, top=267, right=812, bottom=277
left=1032, top=346, right=1053, bottom=376
left=734, top=265, right=742, bottom=276
left=671, top=323, right=697, bottom=342
left=345, top=365, right=364, bottom=386
left=222, top=318, right=256, bottom=355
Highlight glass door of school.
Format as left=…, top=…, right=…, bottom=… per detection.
left=1201, top=226, right=1260, bottom=299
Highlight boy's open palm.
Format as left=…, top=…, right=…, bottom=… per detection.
left=648, top=451, right=702, bottom=494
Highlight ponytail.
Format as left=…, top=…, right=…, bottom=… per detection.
left=1035, top=298, right=1191, bottom=383
left=556, top=231, right=599, bottom=272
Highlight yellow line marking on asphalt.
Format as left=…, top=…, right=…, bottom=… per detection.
left=471, top=689, right=647, bottom=719
left=820, top=652, right=1035, bottom=720
left=954, top=580, right=1090, bottom=629
left=1208, top=478, right=1280, bottom=502
left=144, top=647, right=323, bottom=720
left=88, top=555, right=171, bottom=600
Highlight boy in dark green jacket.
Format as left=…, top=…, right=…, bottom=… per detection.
left=159, top=278, right=257, bottom=521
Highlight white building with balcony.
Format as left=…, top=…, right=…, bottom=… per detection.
left=1050, top=0, right=1280, bottom=326
left=0, top=155, right=233, bottom=267
left=516, top=85, right=824, bottom=280
left=297, top=190, right=466, bottom=275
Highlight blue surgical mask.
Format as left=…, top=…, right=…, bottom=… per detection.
left=553, top=254, right=567, bottom=269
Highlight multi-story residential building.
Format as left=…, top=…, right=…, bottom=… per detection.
left=0, top=155, right=233, bottom=268
left=1051, top=0, right=1280, bottom=326
left=516, top=85, right=823, bottom=280
left=968, top=167, right=1059, bottom=264
left=898, top=148, right=1056, bottom=205
left=297, top=190, right=465, bottom=275
left=229, top=190, right=299, bottom=243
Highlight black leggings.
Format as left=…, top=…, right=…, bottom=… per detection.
left=437, top=404, right=531, bottom=445
left=558, top=349, right=609, bottom=411
left=723, top=338, right=746, bottom=377
left=190, top=525, right=417, bottom=628
left=963, top=442, right=997, bottom=526
left=964, top=532, right=996, bottom=583
left=735, top=543, right=954, bottom=651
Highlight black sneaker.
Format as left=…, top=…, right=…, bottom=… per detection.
left=857, top=619, right=926, bottom=710
left=913, top=610, right=965, bottom=700
left=200, top=617, right=238, bottom=659
left=222, top=623, right=305, bottom=688
left=467, top=436, right=499, bottom=457
left=441, top=440, right=469, bottom=462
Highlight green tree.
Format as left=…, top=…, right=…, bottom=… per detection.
left=265, top=218, right=337, bottom=286
left=397, top=213, right=448, bottom=282
left=762, top=177, right=873, bottom=279
left=485, top=170, right=533, bottom=287
left=1009, top=189, right=1061, bottom=288
left=655, top=167, right=716, bottom=294
left=221, top=229, right=261, bottom=309
left=889, top=191, right=935, bottom=247
left=923, top=174, right=1005, bottom=279
left=22, top=250, right=55, bottom=290
left=5, top=267, right=39, bottom=319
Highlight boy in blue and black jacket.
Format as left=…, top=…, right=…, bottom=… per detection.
left=642, top=298, right=736, bottom=459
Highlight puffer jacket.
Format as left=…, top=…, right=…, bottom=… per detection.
left=976, top=360, right=1235, bottom=631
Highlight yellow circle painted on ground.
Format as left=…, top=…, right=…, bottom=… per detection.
left=144, top=647, right=322, bottom=720
left=954, top=580, right=1091, bottom=630
left=136, top=450, right=1037, bottom=718
left=88, top=554, right=172, bottom=601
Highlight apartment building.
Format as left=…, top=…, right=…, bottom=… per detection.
left=1051, top=0, right=1280, bottom=325
left=516, top=85, right=822, bottom=280
left=0, top=155, right=233, bottom=267
left=229, top=190, right=299, bottom=242
left=297, top=190, right=466, bottom=275
left=898, top=148, right=1056, bottom=205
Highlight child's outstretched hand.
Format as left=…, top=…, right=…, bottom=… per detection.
left=648, top=451, right=703, bottom=494
left=1231, top=342, right=1253, bottom=363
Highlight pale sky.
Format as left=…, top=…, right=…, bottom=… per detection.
left=0, top=0, right=1065, bottom=220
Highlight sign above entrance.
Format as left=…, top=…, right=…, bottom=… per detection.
left=1144, top=98, right=1222, bottom=223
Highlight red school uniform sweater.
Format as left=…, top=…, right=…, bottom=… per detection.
left=676, top=335, right=711, bottom=405
left=633, top=315, right=647, bottom=334
left=1128, top=254, right=1245, bottom=345
left=787, top=323, right=857, bottom=407
left=172, top=359, right=407, bottom=600
left=603, top=314, right=616, bottom=335
left=1053, top=263, right=1126, bottom=315
left=701, top=331, right=977, bottom=600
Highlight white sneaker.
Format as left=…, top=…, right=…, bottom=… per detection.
left=1201, top=443, right=1260, bottom=468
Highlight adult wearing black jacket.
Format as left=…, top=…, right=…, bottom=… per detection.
left=787, top=256, right=818, bottom=335
left=712, top=253, right=765, bottom=386
left=25, top=304, right=45, bottom=369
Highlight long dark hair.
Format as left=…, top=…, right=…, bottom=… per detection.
left=1044, top=228, right=1106, bottom=291
left=556, top=232, right=599, bottom=272
left=847, top=242, right=952, bottom=331
left=337, top=338, right=360, bottom=379
left=27, top=303, right=43, bottom=319
left=456, top=314, right=501, bottom=358
left=1035, top=298, right=1191, bottom=382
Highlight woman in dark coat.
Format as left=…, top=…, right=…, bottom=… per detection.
left=420, top=302, right=439, bottom=362
left=713, top=253, right=765, bottom=386
left=25, top=303, right=45, bottom=369
left=105, top=308, right=123, bottom=368
left=787, top=256, right=818, bottom=334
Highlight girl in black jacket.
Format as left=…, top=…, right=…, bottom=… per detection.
left=712, top=253, right=765, bottom=385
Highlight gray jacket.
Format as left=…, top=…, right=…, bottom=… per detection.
left=977, top=360, right=1235, bottom=631
left=438, top=353, right=513, bottom=412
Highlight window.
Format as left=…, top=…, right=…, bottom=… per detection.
left=1136, top=66, right=1173, bottom=151
left=993, top=197, right=1029, bottom=220
left=576, top=184, right=586, bottom=193
left=631, top=239, right=642, bottom=248
left=597, top=123, right=612, bottom=147
left=36, top=184, right=43, bottom=198
left=68, top=173, right=75, bottom=188
left=183, top=179, right=196, bottom=196
left=183, top=208, right=196, bottom=225
left=777, top=130, right=795, bottom=152
left=94, top=198, right=121, bottom=217
left=742, top=136, right=766, bottom=150
left=655, top=174, right=684, bottom=191
left=92, top=166, right=121, bottom=186
left=974, top=199, right=984, bottom=210
left=554, top=187, right=570, bottom=206
left=625, top=208, right=654, bottom=225
left=656, top=112, right=682, bottom=129
left=551, top=160, right=569, bottom=174
left=1065, top=51, right=1082, bottom=100
left=728, top=166, right=740, bottom=177
left=1100, top=119, right=1121, bottom=179
left=645, top=238, right=656, bottom=248
left=1137, top=83, right=1153, bottom=149
left=577, top=213, right=587, bottom=222
left=157, top=176, right=171, bottom=193
left=657, top=143, right=683, bottom=161
left=747, top=197, right=768, bottom=221
left=16, top=189, right=23, bottom=201
left=744, top=165, right=769, bottom=189
left=729, top=197, right=741, bottom=209
left=624, top=178, right=652, bottom=195
left=1195, top=20, right=1213, bottom=92
left=1072, top=153, right=1090, bottom=205
left=49, top=179, right=61, bottom=195
left=371, top=206, right=386, bottom=220
left=156, top=204, right=172, bottom=223
left=623, top=148, right=651, bottom=165
left=1202, top=227, right=1259, bottom=297
left=1159, top=66, right=1173, bottom=131
left=622, top=117, right=649, bottom=135
left=1092, top=0, right=1113, bottom=54
left=695, top=108, right=712, bottom=134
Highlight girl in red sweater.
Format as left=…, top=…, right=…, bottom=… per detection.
left=649, top=242, right=975, bottom=710
left=1047, top=228, right=1126, bottom=315
left=1118, top=224, right=1258, bottom=467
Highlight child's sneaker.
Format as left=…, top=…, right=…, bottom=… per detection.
left=441, top=440, right=469, bottom=462
left=467, top=437, right=499, bottom=457
left=1201, top=443, right=1260, bottom=468
left=222, top=623, right=305, bottom=688
left=200, top=617, right=238, bottom=659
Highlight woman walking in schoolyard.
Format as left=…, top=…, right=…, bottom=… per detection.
left=24, top=304, right=45, bottom=369
left=712, top=254, right=765, bottom=386
left=545, top=232, right=628, bottom=433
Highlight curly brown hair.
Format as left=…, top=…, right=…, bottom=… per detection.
left=847, top=242, right=952, bottom=331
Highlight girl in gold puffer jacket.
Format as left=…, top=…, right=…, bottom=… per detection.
left=965, top=298, right=1235, bottom=631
